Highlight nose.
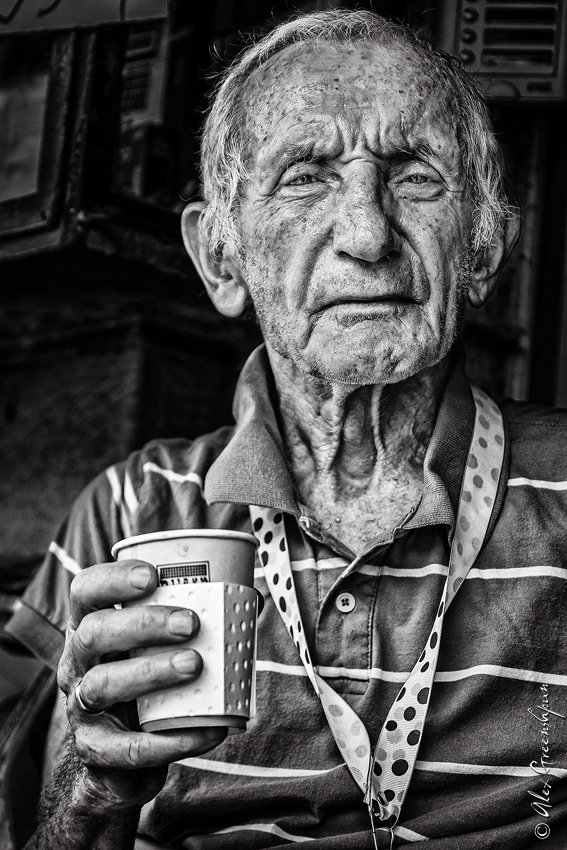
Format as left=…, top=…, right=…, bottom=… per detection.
left=332, top=168, right=400, bottom=264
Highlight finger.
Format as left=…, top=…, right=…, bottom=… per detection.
left=78, top=649, right=204, bottom=713
left=74, top=720, right=227, bottom=771
left=69, top=561, right=158, bottom=629
left=72, top=606, right=201, bottom=668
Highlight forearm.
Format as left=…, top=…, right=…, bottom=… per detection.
left=24, top=738, right=141, bottom=850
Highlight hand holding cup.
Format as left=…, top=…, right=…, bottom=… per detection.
left=56, top=559, right=227, bottom=811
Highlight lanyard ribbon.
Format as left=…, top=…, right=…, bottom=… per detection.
left=250, top=386, right=504, bottom=838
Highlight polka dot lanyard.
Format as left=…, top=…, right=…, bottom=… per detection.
left=250, top=386, right=504, bottom=847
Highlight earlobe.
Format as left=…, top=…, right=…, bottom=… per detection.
left=468, top=210, right=521, bottom=308
left=181, top=202, right=249, bottom=318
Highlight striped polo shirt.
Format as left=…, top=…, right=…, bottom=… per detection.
left=6, top=345, right=567, bottom=849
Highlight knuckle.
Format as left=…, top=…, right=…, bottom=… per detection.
left=75, top=614, right=97, bottom=655
left=127, top=736, right=146, bottom=768
left=80, top=668, right=105, bottom=710
left=73, top=727, right=96, bottom=765
left=56, top=644, right=76, bottom=691
left=56, top=660, right=71, bottom=694
left=69, top=570, right=84, bottom=600
left=69, top=565, right=100, bottom=604
left=69, top=572, right=85, bottom=605
left=137, top=606, right=162, bottom=641
left=131, top=610, right=149, bottom=644
left=94, top=666, right=111, bottom=702
left=139, top=655, right=158, bottom=684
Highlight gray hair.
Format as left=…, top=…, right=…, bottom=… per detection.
left=199, top=9, right=512, bottom=261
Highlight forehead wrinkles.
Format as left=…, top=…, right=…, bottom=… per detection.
left=238, top=42, right=460, bottom=172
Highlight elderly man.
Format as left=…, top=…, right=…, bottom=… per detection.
left=10, top=8, right=567, bottom=850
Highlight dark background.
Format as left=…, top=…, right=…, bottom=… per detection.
left=0, top=0, right=566, bottom=706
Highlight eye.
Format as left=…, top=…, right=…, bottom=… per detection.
left=278, top=162, right=329, bottom=192
left=389, top=163, right=444, bottom=199
left=403, top=173, right=430, bottom=185
left=286, top=173, right=319, bottom=186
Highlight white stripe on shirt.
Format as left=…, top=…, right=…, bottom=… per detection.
left=392, top=825, right=429, bottom=842
left=212, top=823, right=314, bottom=843
left=49, top=541, right=81, bottom=575
left=254, top=562, right=449, bottom=581
left=468, top=565, right=567, bottom=581
left=105, top=465, right=132, bottom=538
left=416, top=759, right=567, bottom=779
left=435, top=664, right=567, bottom=687
left=508, top=477, right=567, bottom=490
left=105, top=466, right=122, bottom=506
left=256, top=660, right=567, bottom=687
left=211, top=822, right=427, bottom=844
left=254, top=562, right=567, bottom=583
left=181, top=755, right=567, bottom=788
left=123, top=471, right=139, bottom=513
left=255, top=661, right=406, bottom=683
left=290, top=557, right=348, bottom=573
left=142, top=461, right=204, bottom=495
left=177, top=757, right=344, bottom=778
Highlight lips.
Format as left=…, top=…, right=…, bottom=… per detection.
left=327, top=298, right=416, bottom=327
left=325, top=294, right=416, bottom=307
left=315, top=294, right=418, bottom=315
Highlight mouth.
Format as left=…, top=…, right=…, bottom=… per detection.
left=321, top=293, right=417, bottom=308
left=317, top=296, right=417, bottom=328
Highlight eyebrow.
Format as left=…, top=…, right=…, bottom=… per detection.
left=403, top=140, right=437, bottom=161
left=260, top=140, right=317, bottom=171
left=258, top=131, right=458, bottom=177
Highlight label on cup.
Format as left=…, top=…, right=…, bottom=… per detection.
left=157, top=562, right=210, bottom=585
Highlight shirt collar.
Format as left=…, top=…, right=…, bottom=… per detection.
left=204, top=344, right=475, bottom=537
left=205, top=346, right=298, bottom=514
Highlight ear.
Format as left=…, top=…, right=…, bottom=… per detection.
left=468, top=210, right=521, bottom=308
left=181, top=201, right=249, bottom=318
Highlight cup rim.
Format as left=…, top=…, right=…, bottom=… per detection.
left=111, top=529, right=258, bottom=559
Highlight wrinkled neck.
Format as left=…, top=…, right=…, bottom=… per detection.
left=268, top=346, right=451, bottom=493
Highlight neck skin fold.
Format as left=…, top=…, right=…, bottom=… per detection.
left=267, top=345, right=452, bottom=501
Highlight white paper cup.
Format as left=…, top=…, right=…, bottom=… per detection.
left=111, top=530, right=259, bottom=734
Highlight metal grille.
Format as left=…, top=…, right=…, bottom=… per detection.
left=121, top=25, right=161, bottom=115
left=439, top=0, right=566, bottom=99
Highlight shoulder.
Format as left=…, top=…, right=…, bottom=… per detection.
left=86, top=427, right=235, bottom=499
left=125, top=428, right=236, bottom=486
left=70, top=426, right=236, bottom=537
left=500, top=399, right=567, bottom=480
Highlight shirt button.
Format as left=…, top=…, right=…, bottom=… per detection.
left=335, top=592, right=356, bottom=613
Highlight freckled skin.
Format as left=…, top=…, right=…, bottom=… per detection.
left=213, top=41, right=499, bottom=549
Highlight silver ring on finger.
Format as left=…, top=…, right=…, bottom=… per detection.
left=74, top=679, right=106, bottom=716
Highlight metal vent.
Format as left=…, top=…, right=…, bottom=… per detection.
left=122, top=59, right=153, bottom=113
left=121, top=25, right=162, bottom=116
left=438, top=1, right=567, bottom=99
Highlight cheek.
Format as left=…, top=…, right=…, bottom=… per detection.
left=239, top=202, right=299, bottom=283
left=406, top=205, right=471, bottom=297
left=239, top=197, right=331, bottom=304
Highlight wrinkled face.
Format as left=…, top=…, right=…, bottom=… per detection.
left=235, top=41, right=475, bottom=384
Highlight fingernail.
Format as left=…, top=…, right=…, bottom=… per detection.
left=130, top=565, right=152, bottom=590
left=169, top=609, right=196, bottom=636
left=172, top=650, right=198, bottom=674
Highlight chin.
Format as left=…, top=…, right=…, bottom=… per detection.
left=299, top=336, right=443, bottom=386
